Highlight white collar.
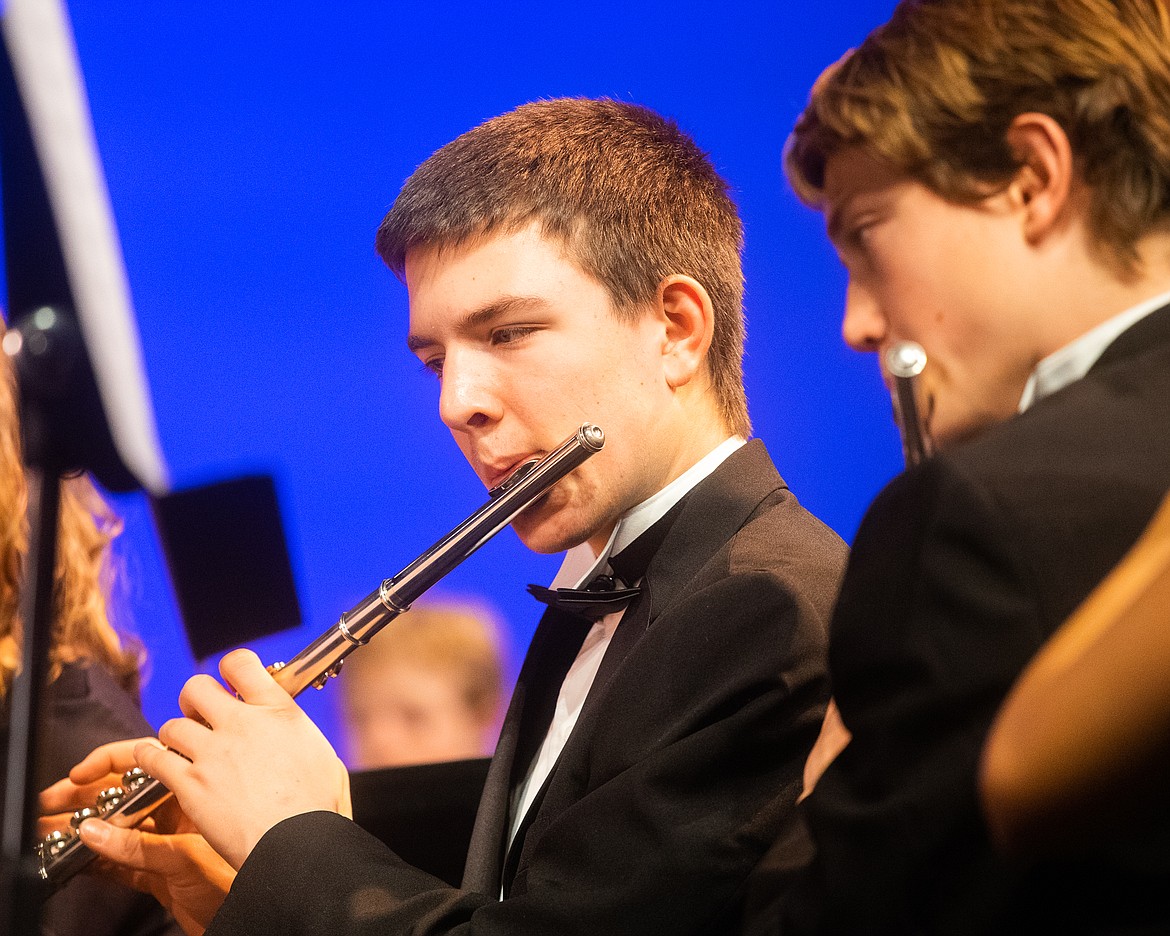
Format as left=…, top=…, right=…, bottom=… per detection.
left=550, top=436, right=747, bottom=589
left=1019, top=288, right=1170, bottom=411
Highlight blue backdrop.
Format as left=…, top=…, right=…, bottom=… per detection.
left=61, top=0, right=901, bottom=754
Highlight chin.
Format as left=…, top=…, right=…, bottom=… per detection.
left=932, top=409, right=1005, bottom=453
left=512, top=504, right=599, bottom=555
left=513, top=522, right=587, bottom=555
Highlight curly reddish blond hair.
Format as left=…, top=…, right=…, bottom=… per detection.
left=0, top=354, right=141, bottom=700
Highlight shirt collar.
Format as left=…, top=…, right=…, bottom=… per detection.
left=1019, top=288, right=1170, bottom=411
left=550, top=436, right=747, bottom=589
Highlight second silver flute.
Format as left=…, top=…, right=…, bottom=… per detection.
left=884, top=341, right=935, bottom=468
left=37, top=422, right=605, bottom=887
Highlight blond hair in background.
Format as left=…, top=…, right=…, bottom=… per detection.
left=0, top=353, right=140, bottom=701
left=338, top=600, right=505, bottom=770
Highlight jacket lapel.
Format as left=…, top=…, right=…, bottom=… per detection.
left=502, top=440, right=789, bottom=891
left=461, top=605, right=591, bottom=894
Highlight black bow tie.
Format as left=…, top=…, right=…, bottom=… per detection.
left=526, top=496, right=690, bottom=621
left=527, top=573, right=641, bottom=622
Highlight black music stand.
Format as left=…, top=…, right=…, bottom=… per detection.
left=0, top=3, right=300, bottom=933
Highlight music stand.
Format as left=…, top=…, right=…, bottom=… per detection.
left=0, top=2, right=300, bottom=932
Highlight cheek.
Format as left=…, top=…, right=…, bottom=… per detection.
left=878, top=257, right=950, bottom=314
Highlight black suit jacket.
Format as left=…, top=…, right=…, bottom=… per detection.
left=208, top=440, right=847, bottom=936
left=349, top=758, right=491, bottom=888
left=757, top=305, right=1170, bottom=934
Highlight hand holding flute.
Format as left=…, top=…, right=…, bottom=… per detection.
left=150, top=647, right=355, bottom=869
left=36, top=424, right=604, bottom=933
left=41, top=739, right=235, bottom=936
left=37, top=645, right=353, bottom=936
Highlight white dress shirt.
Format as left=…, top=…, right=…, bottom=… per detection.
left=1018, top=288, right=1170, bottom=411
left=506, top=435, right=746, bottom=851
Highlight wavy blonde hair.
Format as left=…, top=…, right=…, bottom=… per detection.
left=0, top=355, right=141, bottom=701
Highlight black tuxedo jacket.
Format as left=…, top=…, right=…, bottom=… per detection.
left=757, top=305, right=1170, bottom=934
left=208, top=440, right=847, bottom=936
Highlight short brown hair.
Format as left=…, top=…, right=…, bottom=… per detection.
left=786, top=0, right=1170, bottom=269
left=376, top=98, right=750, bottom=437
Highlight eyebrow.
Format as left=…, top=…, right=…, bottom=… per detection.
left=406, top=295, right=549, bottom=352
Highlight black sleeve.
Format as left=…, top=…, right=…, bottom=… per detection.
left=768, top=460, right=1045, bottom=934
left=209, top=567, right=833, bottom=936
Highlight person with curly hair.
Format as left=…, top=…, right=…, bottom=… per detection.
left=0, top=353, right=180, bottom=936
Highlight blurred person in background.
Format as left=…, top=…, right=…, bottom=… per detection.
left=338, top=600, right=505, bottom=770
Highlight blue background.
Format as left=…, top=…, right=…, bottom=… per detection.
left=58, top=0, right=900, bottom=757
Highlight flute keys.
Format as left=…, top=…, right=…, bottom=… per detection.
left=38, top=828, right=73, bottom=860
left=37, top=827, right=76, bottom=873
left=70, top=806, right=100, bottom=829
left=96, top=786, right=125, bottom=812
left=311, top=661, right=343, bottom=690
left=122, top=767, right=149, bottom=790
left=37, top=773, right=148, bottom=879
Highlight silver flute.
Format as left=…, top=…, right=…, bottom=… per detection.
left=884, top=341, right=935, bottom=467
left=37, top=422, right=605, bottom=888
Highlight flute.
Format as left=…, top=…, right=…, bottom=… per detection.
left=37, top=422, right=605, bottom=887
left=884, top=341, right=935, bottom=467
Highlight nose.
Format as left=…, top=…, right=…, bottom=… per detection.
left=841, top=279, right=887, bottom=353
left=438, top=350, right=500, bottom=432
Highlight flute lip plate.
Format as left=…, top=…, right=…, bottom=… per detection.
left=487, top=422, right=603, bottom=498
left=488, top=458, right=541, bottom=498
left=884, top=341, right=928, bottom=379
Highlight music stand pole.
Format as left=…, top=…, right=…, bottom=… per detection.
left=1, top=311, right=77, bottom=936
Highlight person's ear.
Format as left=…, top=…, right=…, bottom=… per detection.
left=657, top=275, right=714, bottom=389
left=1004, top=112, right=1075, bottom=244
